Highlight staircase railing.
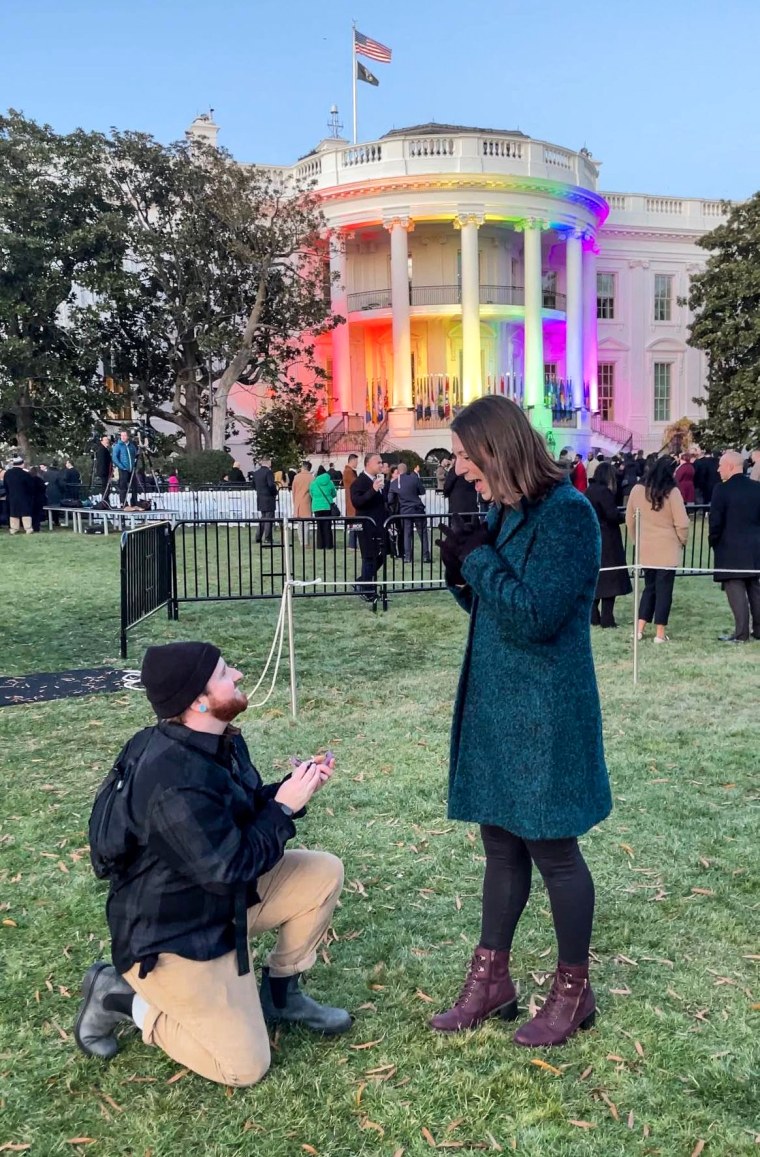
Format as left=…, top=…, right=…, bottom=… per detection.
left=590, top=413, right=636, bottom=452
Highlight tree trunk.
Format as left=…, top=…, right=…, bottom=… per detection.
left=13, top=382, right=34, bottom=460
left=210, top=271, right=269, bottom=450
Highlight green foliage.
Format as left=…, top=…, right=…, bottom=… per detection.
left=244, top=389, right=320, bottom=471
left=1, top=535, right=759, bottom=1155
left=165, top=450, right=235, bottom=486
left=381, top=448, right=426, bottom=471
left=0, top=110, right=121, bottom=456
left=687, top=193, right=760, bottom=448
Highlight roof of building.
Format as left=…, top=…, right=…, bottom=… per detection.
left=382, top=123, right=528, bottom=139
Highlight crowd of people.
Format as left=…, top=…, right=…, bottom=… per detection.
left=0, top=455, right=82, bottom=532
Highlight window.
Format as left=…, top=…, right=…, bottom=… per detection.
left=654, top=274, right=673, bottom=322
left=597, top=273, right=615, bottom=320
left=542, top=271, right=557, bottom=309
left=598, top=363, right=615, bottom=421
left=653, top=362, right=671, bottom=422
left=544, top=362, right=558, bottom=381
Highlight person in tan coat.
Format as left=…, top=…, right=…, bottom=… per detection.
left=342, top=454, right=359, bottom=518
left=290, top=462, right=313, bottom=543
left=626, top=456, right=690, bottom=643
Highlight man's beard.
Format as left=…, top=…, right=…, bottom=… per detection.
left=207, top=688, right=249, bottom=723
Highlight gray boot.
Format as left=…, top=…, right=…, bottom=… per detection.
left=74, top=962, right=135, bottom=1059
left=259, top=968, right=352, bottom=1035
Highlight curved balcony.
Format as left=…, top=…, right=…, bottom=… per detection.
left=346, top=285, right=566, bottom=314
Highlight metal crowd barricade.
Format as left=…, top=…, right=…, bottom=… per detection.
left=285, top=515, right=375, bottom=598
left=620, top=504, right=713, bottom=572
left=120, top=522, right=174, bottom=658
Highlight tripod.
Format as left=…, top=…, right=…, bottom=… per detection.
left=123, top=442, right=161, bottom=508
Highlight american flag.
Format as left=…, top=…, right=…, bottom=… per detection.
left=354, top=30, right=392, bottom=63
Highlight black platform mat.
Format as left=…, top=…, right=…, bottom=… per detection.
left=0, top=667, right=141, bottom=708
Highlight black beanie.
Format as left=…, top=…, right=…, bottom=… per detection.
left=141, top=641, right=221, bottom=719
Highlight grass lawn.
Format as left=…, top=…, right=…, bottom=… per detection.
left=0, top=531, right=758, bottom=1157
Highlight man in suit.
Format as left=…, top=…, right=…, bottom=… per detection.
left=709, top=450, right=760, bottom=644
left=443, top=463, right=480, bottom=532
left=694, top=450, right=720, bottom=508
left=390, top=463, right=431, bottom=563
left=350, top=452, right=387, bottom=602
left=252, top=459, right=278, bottom=544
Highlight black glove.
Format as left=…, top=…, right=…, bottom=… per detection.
left=451, top=520, right=492, bottom=561
left=435, top=523, right=465, bottom=586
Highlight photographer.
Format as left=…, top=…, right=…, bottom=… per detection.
left=112, top=430, right=138, bottom=507
left=75, top=641, right=350, bottom=1085
left=94, top=435, right=113, bottom=496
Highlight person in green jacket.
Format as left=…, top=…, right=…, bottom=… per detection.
left=309, top=466, right=337, bottom=550
left=432, top=395, right=611, bottom=1048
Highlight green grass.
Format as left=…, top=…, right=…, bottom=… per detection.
left=1, top=531, right=759, bottom=1157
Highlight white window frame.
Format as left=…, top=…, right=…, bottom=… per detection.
left=597, top=272, right=615, bottom=320
left=653, top=362, right=672, bottom=423
left=598, top=362, right=615, bottom=421
left=653, top=274, right=673, bottom=323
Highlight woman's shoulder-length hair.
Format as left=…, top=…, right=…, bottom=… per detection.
left=450, top=396, right=564, bottom=507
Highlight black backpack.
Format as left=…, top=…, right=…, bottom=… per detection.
left=89, top=727, right=156, bottom=880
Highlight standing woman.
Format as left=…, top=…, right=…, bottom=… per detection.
left=432, top=396, right=611, bottom=1047
left=626, top=457, right=689, bottom=643
left=309, top=465, right=337, bottom=550
left=586, top=462, right=632, bottom=628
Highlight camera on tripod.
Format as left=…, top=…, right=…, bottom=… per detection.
left=130, top=421, right=156, bottom=452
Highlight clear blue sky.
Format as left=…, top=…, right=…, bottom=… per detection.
left=2, top=0, right=758, bottom=199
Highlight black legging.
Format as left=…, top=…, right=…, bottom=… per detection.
left=480, top=825, right=595, bottom=966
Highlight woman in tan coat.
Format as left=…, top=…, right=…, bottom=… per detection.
left=291, top=462, right=313, bottom=519
left=626, top=456, right=690, bottom=643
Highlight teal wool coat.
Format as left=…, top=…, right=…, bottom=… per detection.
left=448, top=478, right=612, bottom=840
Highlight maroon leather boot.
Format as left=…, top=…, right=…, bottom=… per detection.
left=429, top=946, right=518, bottom=1033
left=513, top=960, right=596, bottom=1047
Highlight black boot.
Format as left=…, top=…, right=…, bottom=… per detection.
left=259, top=968, right=352, bottom=1035
left=74, top=962, right=135, bottom=1059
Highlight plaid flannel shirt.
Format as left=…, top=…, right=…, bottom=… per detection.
left=105, top=722, right=295, bottom=976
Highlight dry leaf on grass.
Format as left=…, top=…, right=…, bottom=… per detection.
left=392, top=1149, right=405, bottom=1157
left=690, top=1142, right=706, bottom=1157
left=66, top=1140, right=96, bottom=1146
left=166, top=1067, right=189, bottom=1084
left=0, top=1146, right=32, bottom=1153
left=634, top=1040, right=645, bottom=1058
left=599, top=1092, right=619, bottom=1120
left=301, top=1146, right=318, bottom=1155
left=359, top=1119, right=384, bottom=1136
left=691, top=887, right=714, bottom=896
left=349, top=1037, right=384, bottom=1050
left=421, top=1126, right=437, bottom=1146
left=2, top=919, right=18, bottom=927
left=415, top=989, right=435, bottom=1003
left=569, top=1120, right=596, bottom=1129
left=579, top=1065, right=593, bottom=1080
left=530, top=1058, right=562, bottom=1076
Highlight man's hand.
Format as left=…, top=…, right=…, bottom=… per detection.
left=311, top=751, right=335, bottom=793
left=275, top=761, right=323, bottom=812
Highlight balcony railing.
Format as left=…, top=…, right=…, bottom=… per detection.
left=348, top=285, right=567, bottom=312
left=347, top=288, right=392, bottom=311
left=410, top=285, right=461, bottom=306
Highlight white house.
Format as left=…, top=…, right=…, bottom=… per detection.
left=219, top=118, right=727, bottom=462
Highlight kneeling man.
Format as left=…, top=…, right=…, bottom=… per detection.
left=75, top=641, right=350, bottom=1085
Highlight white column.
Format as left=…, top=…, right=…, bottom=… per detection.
left=583, top=238, right=599, bottom=414
left=384, top=216, right=414, bottom=409
left=565, top=229, right=584, bottom=412
left=521, top=218, right=548, bottom=417
left=455, top=213, right=484, bottom=404
left=329, top=233, right=352, bottom=412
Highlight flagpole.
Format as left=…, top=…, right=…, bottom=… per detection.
left=351, top=20, right=358, bottom=144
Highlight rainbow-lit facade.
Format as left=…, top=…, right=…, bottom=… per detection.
left=221, top=120, right=728, bottom=459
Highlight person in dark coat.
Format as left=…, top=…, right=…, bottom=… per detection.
left=252, top=460, right=278, bottom=544
left=709, top=451, right=760, bottom=643
left=4, top=457, right=35, bottom=533
left=586, top=463, right=632, bottom=627
left=94, top=437, right=113, bottom=495
left=350, top=452, right=387, bottom=602
left=694, top=451, right=720, bottom=507
left=28, top=467, right=47, bottom=532
left=431, top=396, right=611, bottom=1049
left=675, top=454, right=695, bottom=504
left=390, top=463, right=431, bottom=563
left=73, top=641, right=350, bottom=1082
left=227, top=462, right=246, bottom=485
left=443, top=464, right=479, bottom=532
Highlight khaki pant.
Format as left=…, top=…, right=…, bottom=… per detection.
left=9, top=516, right=33, bottom=534
left=124, top=849, right=343, bottom=1086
